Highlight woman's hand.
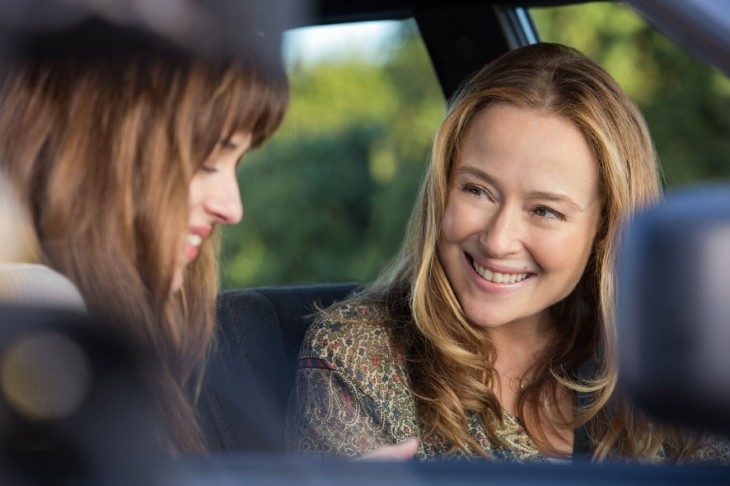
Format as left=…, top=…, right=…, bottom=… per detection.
left=359, top=438, right=419, bottom=461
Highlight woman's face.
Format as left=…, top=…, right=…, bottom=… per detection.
left=438, top=104, right=601, bottom=332
left=172, top=131, right=252, bottom=292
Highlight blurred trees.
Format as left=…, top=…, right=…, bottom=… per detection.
left=221, top=5, right=730, bottom=289
left=531, top=3, right=730, bottom=186
left=222, top=21, right=443, bottom=288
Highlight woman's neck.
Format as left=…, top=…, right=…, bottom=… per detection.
left=488, top=312, right=553, bottom=375
left=486, top=313, right=574, bottom=457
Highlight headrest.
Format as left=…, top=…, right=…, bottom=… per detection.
left=0, top=263, right=86, bottom=312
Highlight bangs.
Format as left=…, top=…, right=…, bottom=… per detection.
left=190, top=61, right=288, bottom=163
left=226, top=63, right=289, bottom=148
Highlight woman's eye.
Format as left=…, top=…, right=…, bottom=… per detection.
left=532, top=206, right=565, bottom=220
left=199, top=165, right=217, bottom=174
left=461, top=183, right=492, bottom=200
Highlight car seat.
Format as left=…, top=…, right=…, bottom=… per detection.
left=198, top=283, right=358, bottom=452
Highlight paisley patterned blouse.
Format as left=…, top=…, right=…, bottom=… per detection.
left=285, top=303, right=730, bottom=464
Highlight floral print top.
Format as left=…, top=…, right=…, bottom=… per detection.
left=285, top=303, right=729, bottom=464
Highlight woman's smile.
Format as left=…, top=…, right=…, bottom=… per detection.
left=463, top=252, right=536, bottom=296
left=184, top=225, right=212, bottom=262
left=438, top=103, right=601, bottom=330
left=172, top=131, right=252, bottom=293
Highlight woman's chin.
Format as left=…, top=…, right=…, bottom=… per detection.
left=460, top=302, right=509, bottom=329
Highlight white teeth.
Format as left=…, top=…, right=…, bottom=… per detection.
left=187, top=234, right=203, bottom=247
left=471, top=259, right=528, bottom=284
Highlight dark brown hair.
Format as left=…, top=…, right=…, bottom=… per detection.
left=0, top=56, right=288, bottom=453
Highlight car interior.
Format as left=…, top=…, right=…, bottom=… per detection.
left=195, top=0, right=552, bottom=454
left=0, top=0, right=728, bottom=483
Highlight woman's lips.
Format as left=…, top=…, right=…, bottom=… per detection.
left=185, top=233, right=203, bottom=261
left=465, top=252, right=535, bottom=287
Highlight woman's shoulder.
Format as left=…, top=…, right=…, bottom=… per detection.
left=302, top=301, right=398, bottom=359
left=294, top=300, right=419, bottom=444
left=687, top=433, right=730, bottom=465
left=299, top=301, right=409, bottom=389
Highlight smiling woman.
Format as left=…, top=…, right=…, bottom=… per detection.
left=440, top=104, right=601, bottom=337
left=173, top=132, right=252, bottom=293
left=286, top=42, right=729, bottom=463
left=436, top=104, right=603, bottom=455
left=0, top=56, right=287, bottom=454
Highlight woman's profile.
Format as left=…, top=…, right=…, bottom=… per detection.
left=0, top=54, right=288, bottom=453
left=286, top=42, right=728, bottom=462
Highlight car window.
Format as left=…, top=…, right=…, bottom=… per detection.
left=221, top=19, right=444, bottom=288
left=531, top=2, right=730, bottom=186
left=222, top=5, right=730, bottom=290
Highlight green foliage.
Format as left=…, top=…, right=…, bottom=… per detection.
left=222, top=6, right=730, bottom=288
left=221, top=23, right=443, bottom=288
left=227, top=126, right=374, bottom=284
left=532, top=3, right=730, bottom=186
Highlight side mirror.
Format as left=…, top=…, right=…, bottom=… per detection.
left=618, top=186, right=730, bottom=436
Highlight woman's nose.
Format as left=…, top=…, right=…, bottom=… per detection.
left=205, top=181, right=243, bottom=225
left=478, top=207, right=522, bottom=258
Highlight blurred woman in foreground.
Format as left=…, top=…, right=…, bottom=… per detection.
left=287, top=43, right=729, bottom=463
left=0, top=54, right=287, bottom=453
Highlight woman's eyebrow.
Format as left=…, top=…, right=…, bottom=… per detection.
left=225, top=132, right=253, bottom=152
left=456, top=165, right=500, bottom=186
left=526, top=190, right=584, bottom=212
left=221, top=139, right=240, bottom=149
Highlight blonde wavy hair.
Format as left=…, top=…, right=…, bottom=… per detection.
left=0, top=55, right=287, bottom=453
left=346, top=43, right=694, bottom=460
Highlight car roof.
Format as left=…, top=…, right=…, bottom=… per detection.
left=0, top=0, right=597, bottom=101
left=311, top=0, right=591, bottom=24
left=5, top=0, right=725, bottom=99
left=307, top=0, right=596, bottom=98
